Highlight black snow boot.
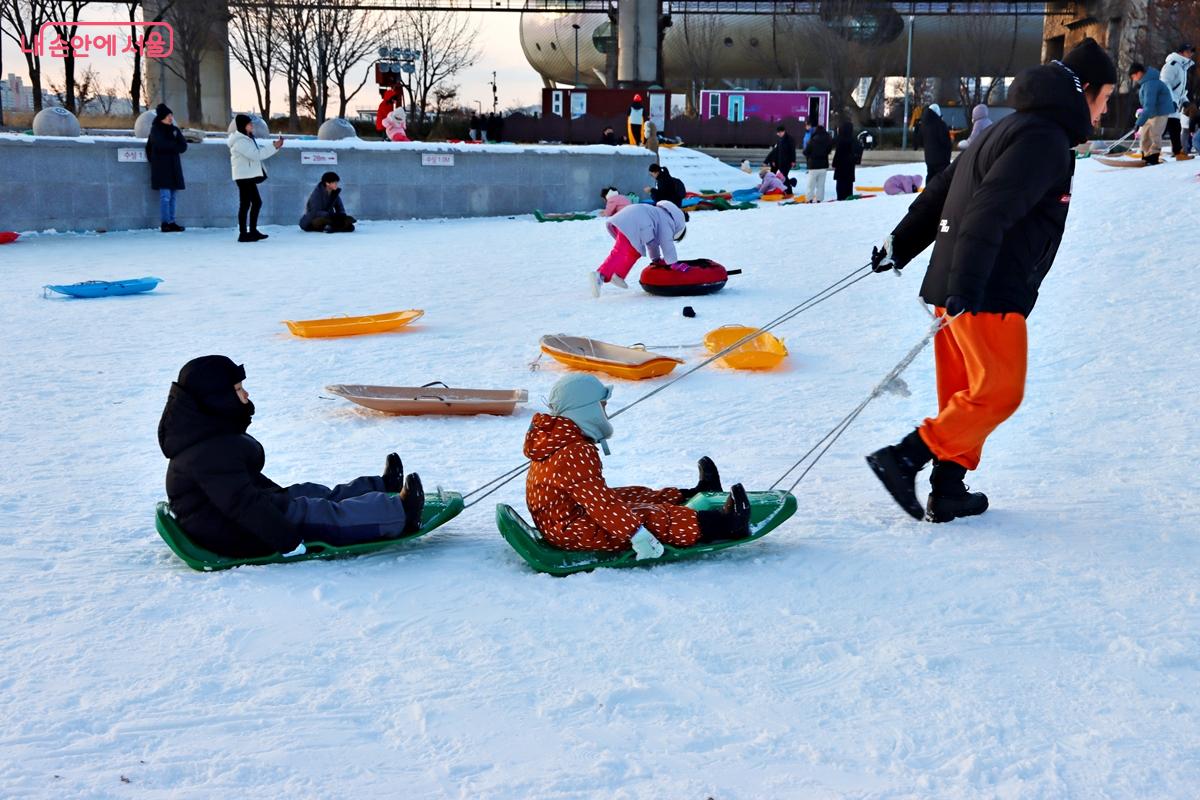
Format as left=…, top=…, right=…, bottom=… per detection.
left=866, top=430, right=934, bottom=520
left=399, top=473, right=425, bottom=534
left=925, top=460, right=989, bottom=523
left=680, top=456, right=723, bottom=499
left=237, top=231, right=256, bottom=242
left=696, top=483, right=751, bottom=543
left=383, top=452, right=403, bottom=494
left=250, top=230, right=269, bottom=241
left=1143, top=153, right=1161, bottom=165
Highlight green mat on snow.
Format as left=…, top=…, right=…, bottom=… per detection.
left=155, top=490, right=465, bottom=571
left=496, top=490, right=798, bottom=576
left=534, top=210, right=595, bottom=223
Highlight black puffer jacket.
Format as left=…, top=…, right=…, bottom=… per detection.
left=803, top=128, right=834, bottom=169
left=158, top=360, right=300, bottom=557
left=765, top=133, right=796, bottom=171
left=145, top=122, right=187, bottom=191
left=921, top=109, right=951, bottom=174
left=650, top=167, right=687, bottom=207
left=890, top=62, right=1091, bottom=316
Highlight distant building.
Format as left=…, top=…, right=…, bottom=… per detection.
left=2, top=74, right=35, bottom=112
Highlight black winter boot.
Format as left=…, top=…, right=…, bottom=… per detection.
left=383, top=452, right=403, bottom=494
left=399, top=473, right=425, bottom=534
left=696, top=483, right=751, bottom=543
left=680, top=456, right=723, bottom=499
left=925, top=460, right=989, bottom=523
left=866, top=430, right=934, bottom=520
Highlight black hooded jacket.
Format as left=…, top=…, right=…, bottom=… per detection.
left=145, top=121, right=188, bottom=191
left=765, top=132, right=796, bottom=172
left=832, top=123, right=862, bottom=181
left=650, top=167, right=687, bottom=207
left=158, top=359, right=301, bottom=557
left=803, top=127, right=834, bottom=169
left=890, top=62, right=1092, bottom=316
left=921, top=109, right=952, bottom=173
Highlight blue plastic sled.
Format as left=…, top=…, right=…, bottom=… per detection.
left=44, top=276, right=163, bottom=298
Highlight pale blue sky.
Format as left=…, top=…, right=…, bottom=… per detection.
left=1, top=9, right=547, bottom=116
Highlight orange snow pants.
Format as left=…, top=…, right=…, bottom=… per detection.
left=917, top=309, right=1027, bottom=471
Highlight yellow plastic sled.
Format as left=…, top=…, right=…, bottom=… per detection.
left=703, top=325, right=789, bottom=371
left=540, top=334, right=684, bottom=380
left=284, top=309, right=424, bottom=338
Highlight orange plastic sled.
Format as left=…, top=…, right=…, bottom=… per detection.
left=284, top=309, right=424, bottom=338
left=539, top=334, right=684, bottom=380
left=703, top=325, right=789, bottom=370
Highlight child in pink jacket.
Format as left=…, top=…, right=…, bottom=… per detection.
left=756, top=168, right=787, bottom=194
left=598, top=187, right=632, bottom=217
left=588, top=201, right=688, bottom=297
left=383, top=107, right=409, bottom=142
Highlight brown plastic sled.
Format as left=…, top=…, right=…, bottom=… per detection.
left=326, top=382, right=529, bottom=416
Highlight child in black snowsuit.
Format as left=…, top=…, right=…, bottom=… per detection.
left=158, top=356, right=425, bottom=558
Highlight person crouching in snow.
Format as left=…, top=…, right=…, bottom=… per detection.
left=383, top=106, right=410, bottom=142
left=756, top=167, right=788, bottom=195
left=599, top=186, right=631, bottom=217
left=158, top=356, right=426, bottom=558
left=525, top=374, right=751, bottom=554
left=299, top=171, right=356, bottom=233
left=589, top=200, right=688, bottom=297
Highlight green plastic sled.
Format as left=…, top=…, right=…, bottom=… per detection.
left=155, top=489, right=465, bottom=571
left=533, top=210, right=596, bottom=223
left=496, top=490, right=798, bottom=576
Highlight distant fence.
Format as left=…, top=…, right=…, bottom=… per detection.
left=503, top=112, right=808, bottom=150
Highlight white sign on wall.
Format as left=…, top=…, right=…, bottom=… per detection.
left=570, top=91, right=587, bottom=119
left=116, top=148, right=146, bottom=163
left=421, top=153, right=455, bottom=167
left=300, top=150, right=338, bottom=165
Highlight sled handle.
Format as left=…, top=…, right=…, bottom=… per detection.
left=421, top=381, right=450, bottom=388
left=726, top=269, right=743, bottom=276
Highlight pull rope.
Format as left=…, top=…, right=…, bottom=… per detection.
left=770, top=311, right=949, bottom=493
left=462, top=263, right=873, bottom=508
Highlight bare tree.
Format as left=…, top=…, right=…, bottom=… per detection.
left=45, top=0, right=89, bottom=112
left=386, top=8, right=480, bottom=135
left=274, top=0, right=311, bottom=130
left=161, top=0, right=223, bottom=123
left=1, top=0, right=50, bottom=111
left=50, top=61, right=99, bottom=113
left=118, top=0, right=171, bottom=116
left=229, top=0, right=278, bottom=117
left=789, top=2, right=894, bottom=125
left=327, top=1, right=384, bottom=119
left=675, top=12, right=722, bottom=116
left=947, top=14, right=1022, bottom=110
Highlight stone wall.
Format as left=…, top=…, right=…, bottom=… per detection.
left=0, top=135, right=654, bottom=233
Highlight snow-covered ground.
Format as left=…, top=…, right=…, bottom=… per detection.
left=1, top=150, right=1198, bottom=798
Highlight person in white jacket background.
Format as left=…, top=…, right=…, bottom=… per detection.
left=227, top=113, right=284, bottom=242
left=1160, top=44, right=1195, bottom=157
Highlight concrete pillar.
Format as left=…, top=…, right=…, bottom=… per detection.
left=617, top=0, right=659, bottom=86
left=143, top=0, right=233, bottom=127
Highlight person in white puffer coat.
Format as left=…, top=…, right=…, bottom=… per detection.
left=588, top=200, right=687, bottom=297
left=1160, top=45, right=1195, bottom=157
left=227, top=113, right=284, bottom=242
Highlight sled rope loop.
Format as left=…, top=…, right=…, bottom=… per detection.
left=461, top=263, right=874, bottom=508
left=770, top=310, right=950, bottom=493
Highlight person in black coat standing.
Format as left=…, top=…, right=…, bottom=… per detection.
left=921, top=104, right=952, bottom=179
left=145, top=103, right=187, bottom=233
left=158, top=356, right=427, bottom=559
left=831, top=121, right=863, bottom=200
left=765, top=125, right=797, bottom=193
left=802, top=123, right=834, bottom=202
left=865, top=38, right=1117, bottom=524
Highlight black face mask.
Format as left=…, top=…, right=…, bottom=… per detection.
left=176, top=355, right=254, bottom=429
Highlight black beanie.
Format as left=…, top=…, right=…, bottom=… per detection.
left=1128, top=61, right=1146, bottom=77
left=1061, top=37, right=1117, bottom=89
left=154, top=103, right=172, bottom=122
left=321, top=171, right=340, bottom=184
left=235, top=113, right=253, bottom=134
left=178, top=355, right=249, bottom=418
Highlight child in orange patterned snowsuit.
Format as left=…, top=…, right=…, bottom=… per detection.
left=523, top=374, right=750, bottom=553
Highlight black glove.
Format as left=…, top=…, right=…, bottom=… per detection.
left=330, top=188, right=341, bottom=198
left=871, top=235, right=898, bottom=273
left=945, top=295, right=974, bottom=317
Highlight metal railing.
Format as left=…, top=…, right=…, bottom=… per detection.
left=228, top=0, right=1072, bottom=15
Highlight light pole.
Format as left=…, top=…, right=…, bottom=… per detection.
left=901, top=15, right=914, bottom=151
left=572, top=23, right=581, bottom=87
left=491, top=71, right=498, bottom=113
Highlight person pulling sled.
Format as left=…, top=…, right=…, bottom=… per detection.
left=865, top=38, right=1116, bottom=523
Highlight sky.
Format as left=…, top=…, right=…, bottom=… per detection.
left=1, top=8, right=547, bottom=116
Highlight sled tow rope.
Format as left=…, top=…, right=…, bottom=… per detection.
left=769, top=309, right=950, bottom=493
left=461, top=263, right=874, bottom=508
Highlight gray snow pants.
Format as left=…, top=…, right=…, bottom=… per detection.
left=284, top=475, right=408, bottom=545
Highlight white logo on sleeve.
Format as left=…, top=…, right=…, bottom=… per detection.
left=939, top=219, right=950, bottom=233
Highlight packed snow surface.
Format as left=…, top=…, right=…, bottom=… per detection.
left=1, top=151, right=1198, bottom=799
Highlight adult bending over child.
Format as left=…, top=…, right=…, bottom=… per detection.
left=589, top=200, right=688, bottom=296
left=158, top=356, right=425, bottom=558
